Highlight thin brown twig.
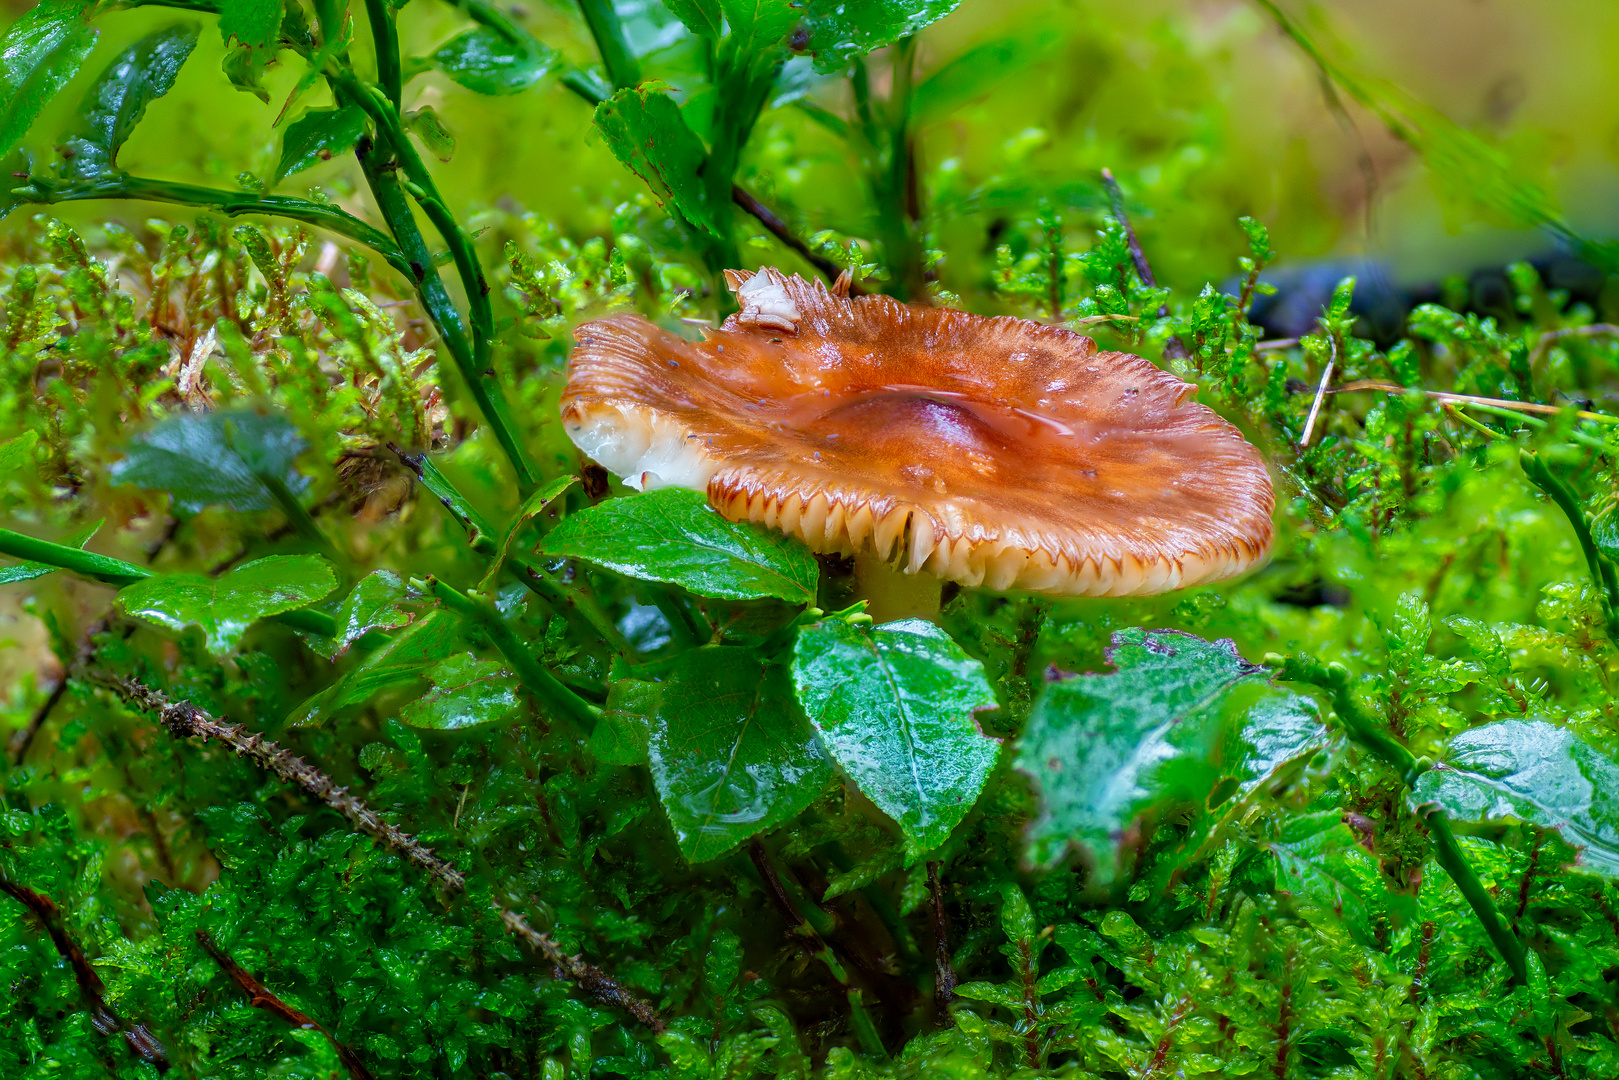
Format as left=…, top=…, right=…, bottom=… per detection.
left=1331, top=379, right=1619, bottom=423
left=731, top=185, right=866, bottom=295
left=0, top=879, right=169, bottom=1068
left=927, top=861, right=955, bottom=1024
left=9, top=617, right=110, bottom=764
left=1527, top=323, right=1619, bottom=371
left=94, top=671, right=663, bottom=1032
left=1100, top=167, right=1186, bottom=359
left=196, top=929, right=377, bottom=1080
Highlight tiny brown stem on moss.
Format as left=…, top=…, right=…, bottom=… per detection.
left=197, top=930, right=377, bottom=1080
left=1516, top=830, right=1545, bottom=924
left=95, top=672, right=662, bottom=1031
left=1100, top=167, right=1186, bottom=358
left=928, top=861, right=956, bottom=1024
left=732, top=185, right=865, bottom=295
left=0, top=879, right=169, bottom=1069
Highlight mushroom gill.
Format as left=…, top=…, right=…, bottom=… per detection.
left=561, top=268, right=1274, bottom=598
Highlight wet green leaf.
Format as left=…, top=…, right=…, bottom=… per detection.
left=796, top=0, right=962, bottom=74
left=542, top=488, right=817, bottom=604
left=218, top=0, right=281, bottom=98
left=320, top=570, right=414, bottom=656
left=1268, top=811, right=1398, bottom=942
left=60, top=22, right=200, bottom=179
left=399, top=653, right=521, bottom=730
left=117, top=554, right=337, bottom=655
left=110, top=410, right=308, bottom=515
left=1017, top=629, right=1324, bottom=876
left=289, top=610, right=460, bottom=725
left=663, top=0, right=723, bottom=39
left=648, top=647, right=831, bottom=862
left=430, top=26, right=556, bottom=95
left=592, top=86, right=719, bottom=237
left=275, top=105, right=366, bottom=182
left=1593, top=510, right=1619, bottom=564
left=0, top=0, right=98, bottom=158
left=1414, top=718, right=1619, bottom=876
left=792, top=617, right=1000, bottom=862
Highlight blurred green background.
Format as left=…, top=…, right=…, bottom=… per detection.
left=7, top=0, right=1618, bottom=294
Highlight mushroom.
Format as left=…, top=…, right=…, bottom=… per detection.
left=562, top=268, right=1273, bottom=621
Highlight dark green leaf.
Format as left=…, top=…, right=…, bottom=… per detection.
left=792, top=617, right=1000, bottom=861
left=796, top=0, right=962, bottom=74
left=404, top=105, right=456, bottom=161
left=117, top=554, right=338, bottom=655
left=430, top=26, right=556, bottom=95
left=60, top=22, right=200, bottom=179
left=1017, top=629, right=1325, bottom=876
left=275, top=105, right=367, bottom=183
left=1593, top=510, right=1619, bottom=564
left=109, top=410, right=309, bottom=515
left=592, top=86, right=719, bottom=237
left=542, top=488, right=818, bottom=604
left=648, top=647, right=831, bottom=862
left=593, top=677, right=658, bottom=766
left=1413, top=718, right=1619, bottom=877
left=719, top=0, right=795, bottom=57
left=0, top=0, right=98, bottom=158
left=399, top=653, right=520, bottom=730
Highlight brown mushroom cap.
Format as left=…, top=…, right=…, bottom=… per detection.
left=562, top=268, right=1273, bottom=596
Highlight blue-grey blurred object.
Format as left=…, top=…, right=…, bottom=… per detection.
left=1235, top=251, right=1610, bottom=346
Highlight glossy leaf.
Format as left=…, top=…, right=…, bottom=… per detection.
left=792, top=617, right=1000, bottom=861
left=593, top=86, right=719, bottom=237
left=479, top=474, right=578, bottom=592
left=60, top=22, right=200, bottom=179
left=796, top=0, right=962, bottom=74
left=0, top=0, right=98, bottom=158
left=117, top=554, right=337, bottom=655
left=542, top=488, right=818, bottom=604
left=719, top=0, right=796, bottom=57
left=1594, top=510, right=1619, bottom=564
left=289, top=610, right=460, bottom=726
left=275, top=105, right=366, bottom=182
left=648, top=647, right=831, bottom=863
left=321, top=570, right=414, bottom=656
left=1414, top=718, right=1619, bottom=877
left=399, top=653, right=520, bottom=730
left=1268, top=810, right=1403, bottom=943
left=110, top=410, right=309, bottom=515
left=430, top=26, right=556, bottom=95
left=1017, top=629, right=1324, bottom=876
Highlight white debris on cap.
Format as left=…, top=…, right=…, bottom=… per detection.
left=726, top=268, right=802, bottom=333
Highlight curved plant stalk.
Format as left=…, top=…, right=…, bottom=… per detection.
left=0, top=528, right=337, bottom=638
left=8, top=174, right=411, bottom=277
left=1520, top=450, right=1619, bottom=637
left=1280, top=654, right=1530, bottom=984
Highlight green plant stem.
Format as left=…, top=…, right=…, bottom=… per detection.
left=1519, top=450, right=1619, bottom=636
left=0, top=529, right=337, bottom=638
left=362, top=0, right=403, bottom=106
left=425, top=576, right=601, bottom=730
left=8, top=174, right=411, bottom=278
left=1283, top=655, right=1529, bottom=983
left=328, top=1, right=538, bottom=494
left=573, top=0, right=639, bottom=90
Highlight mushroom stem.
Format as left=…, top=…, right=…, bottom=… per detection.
left=854, top=552, right=943, bottom=624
